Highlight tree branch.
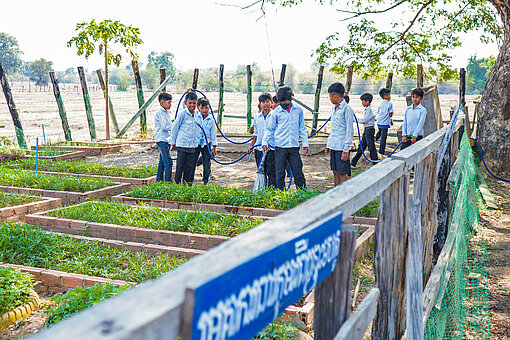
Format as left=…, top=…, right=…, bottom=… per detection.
left=337, top=0, right=408, bottom=22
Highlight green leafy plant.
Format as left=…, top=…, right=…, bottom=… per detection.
left=0, top=267, right=36, bottom=315
left=353, top=198, right=379, bottom=218
left=254, top=320, right=300, bottom=340
left=127, top=183, right=321, bottom=210
left=0, top=168, right=116, bottom=192
left=47, top=201, right=262, bottom=237
left=51, top=141, right=109, bottom=147
left=0, top=223, right=184, bottom=283
left=2, top=158, right=156, bottom=179
left=45, top=283, right=130, bottom=326
left=0, top=191, right=40, bottom=208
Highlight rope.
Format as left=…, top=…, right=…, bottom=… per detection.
left=469, top=137, right=510, bottom=182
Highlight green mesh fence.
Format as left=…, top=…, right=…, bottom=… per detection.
left=424, top=133, right=490, bottom=339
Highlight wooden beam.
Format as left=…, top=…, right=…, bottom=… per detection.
left=0, top=62, right=27, bottom=148
left=192, top=68, right=199, bottom=89
left=459, top=68, right=466, bottom=110
left=160, top=68, right=166, bottom=93
left=278, top=64, right=287, bottom=87
left=312, top=66, right=325, bottom=133
left=246, top=65, right=253, bottom=129
left=49, top=71, right=72, bottom=141
left=96, top=70, right=120, bottom=134
left=77, top=66, right=96, bottom=140
left=346, top=66, right=354, bottom=95
left=334, top=288, right=380, bottom=340
left=218, top=64, right=225, bottom=127
left=132, top=60, right=147, bottom=134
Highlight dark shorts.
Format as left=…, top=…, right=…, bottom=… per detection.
left=330, top=150, right=351, bottom=175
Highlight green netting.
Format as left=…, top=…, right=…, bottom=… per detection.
left=424, top=133, right=490, bottom=339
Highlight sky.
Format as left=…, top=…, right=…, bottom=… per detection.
left=0, top=0, right=501, bottom=73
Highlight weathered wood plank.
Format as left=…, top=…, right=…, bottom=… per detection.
left=132, top=60, right=146, bottom=134
left=355, top=226, right=374, bottom=261
left=49, top=71, right=72, bottom=141
left=77, top=66, right=96, bottom=140
left=334, top=288, right=380, bottom=340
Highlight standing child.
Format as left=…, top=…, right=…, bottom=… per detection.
left=248, top=93, right=276, bottom=187
left=170, top=91, right=199, bottom=185
left=262, top=86, right=308, bottom=190
left=325, top=82, right=354, bottom=186
left=154, top=92, right=173, bottom=182
left=401, top=88, right=427, bottom=150
left=194, top=97, right=217, bottom=184
left=375, top=88, right=394, bottom=155
left=351, top=93, right=378, bottom=167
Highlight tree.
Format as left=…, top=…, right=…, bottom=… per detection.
left=68, top=19, right=143, bottom=139
left=466, top=56, right=495, bottom=94
left=141, top=63, right=160, bottom=89
left=0, top=32, right=23, bottom=75
left=29, top=58, right=53, bottom=85
left=267, top=0, right=510, bottom=175
left=147, top=51, right=176, bottom=80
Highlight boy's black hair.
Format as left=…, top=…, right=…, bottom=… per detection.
left=344, top=95, right=350, bottom=104
left=158, top=92, right=172, bottom=102
left=276, top=86, right=293, bottom=102
left=185, top=91, right=198, bottom=101
left=379, top=88, right=391, bottom=99
left=272, top=95, right=279, bottom=103
left=328, top=82, right=345, bottom=97
left=259, top=93, right=272, bottom=103
left=360, top=93, right=373, bottom=103
left=411, top=88, right=425, bottom=98
left=197, top=97, right=210, bottom=107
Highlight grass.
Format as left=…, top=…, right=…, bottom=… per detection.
left=51, top=141, right=111, bottom=147
left=0, top=266, right=36, bottom=315
left=2, top=158, right=156, bottom=179
left=0, top=146, right=70, bottom=157
left=126, top=183, right=321, bottom=210
left=0, top=191, right=40, bottom=208
left=0, top=168, right=116, bottom=192
left=353, top=198, right=379, bottom=218
left=0, top=223, right=185, bottom=283
left=47, top=201, right=262, bottom=237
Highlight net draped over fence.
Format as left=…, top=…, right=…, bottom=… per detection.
left=424, top=133, right=490, bottom=339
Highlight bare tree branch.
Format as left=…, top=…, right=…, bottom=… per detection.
left=337, top=0, right=408, bottom=22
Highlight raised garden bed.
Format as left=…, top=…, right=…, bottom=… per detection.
left=0, top=169, right=129, bottom=204
left=0, top=192, right=60, bottom=223
left=31, top=141, right=130, bottom=156
left=2, top=159, right=157, bottom=187
left=1, top=148, right=86, bottom=161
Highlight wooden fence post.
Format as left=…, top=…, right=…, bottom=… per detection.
left=192, top=68, right=199, bottom=89
left=278, top=64, right=287, bottom=87
left=96, top=70, right=120, bottom=134
left=160, top=68, right=166, bottom=93
left=77, top=66, right=96, bottom=140
left=386, top=72, right=394, bottom=90
left=0, top=62, right=27, bottom=148
left=312, top=65, right=325, bottom=133
left=49, top=71, right=72, bottom=141
left=346, top=66, right=354, bottom=95
left=246, top=65, right=253, bottom=129
left=218, top=64, right=225, bottom=127
left=372, top=174, right=409, bottom=340
left=459, top=68, right=466, bottom=110
left=314, top=225, right=357, bottom=340
left=417, top=65, right=424, bottom=88
left=132, top=60, right=147, bottom=134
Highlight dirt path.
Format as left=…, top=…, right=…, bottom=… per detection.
left=480, top=177, right=510, bottom=339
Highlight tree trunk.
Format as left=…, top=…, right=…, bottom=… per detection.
left=477, top=2, right=510, bottom=176
left=104, top=43, right=111, bottom=140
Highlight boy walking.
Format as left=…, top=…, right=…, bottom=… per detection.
left=325, top=82, right=354, bottom=186
left=262, top=86, right=308, bottom=190
left=249, top=93, right=276, bottom=187
left=155, top=92, right=173, bottom=182
left=170, top=91, right=199, bottom=185
left=401, top=88, right=427, bottom=150
left=194, top=97, right=216, bottom=184
left=351, top=93, right=378, bottom=167
left=375, top=88, right=394, bottom=155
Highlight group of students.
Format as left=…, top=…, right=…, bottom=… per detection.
left=154, top=82, right=428, bottom=188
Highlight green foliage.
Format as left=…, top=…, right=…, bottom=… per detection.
left=353, top=198, right=379, bottom=218
left=28, top=58, right=53, bottom=84
left=45, top=283, right=130, bottom=326
left=147, top=51, right=176, bottom=80
left=0, top=267, right=36, bottom=315
left=142, top=63, right=161, bottom=89
left=116, top=69, right=133, bottom=91
left=0, top=32, right=23, bottom=75
left=47, top=200, right=262, bottom=237
left=126, top=182, right=321, bottom=210
left=0, top=168, right=115, bottom=192
left=2, top=158, right=156, bottom=179
left=254, top=320, right=299, bottom=339
left=466, top=55, right=495, bottom=94
left=0, top=223, right=184, bottom=283
left=0, top=191, right=40, bottom=208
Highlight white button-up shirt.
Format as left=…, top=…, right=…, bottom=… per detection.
left=195, top=113, right=217, bottom=147
left=263, top=104, right=309, bottom=148
left=326, top=100, right=354, bottom=152
left=377, top=99, right=393, bottom=128
left=154, top=107, right=172, bottom=143
left=253, top=111, right=274, bottom=150
left=358, top=105, right=375, bottom=128
left=170, top=107, right=199, bottom=148
left=402, top=103, right=427, bottom=137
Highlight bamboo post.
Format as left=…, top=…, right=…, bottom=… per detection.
left=96, top=70, right=120, bottom=134
left=372, top=174, right=409, bottom=340
left=49, top=71, right=72, bottom=141
left=192, top=68, right=199, bottom=89
left=417, top=64, right=424, bottom=88
left=246, top=64, right=253, bottom=129
left=311, top=66, right=324, bottom=133
left=346, top=66, right=354, bottom=95
left=314, top=225, right=357, bottom=340
left=386, top=72, right=394, bottom=90
left=278, top=64, right=287, bottom=87
left=0, top=62, right=27, bottom=148
left=77, top=66, right=96, bottom=140
left=132, top=60, right=147, bottom=134
left=160, top=68, right=166, bottom=93
left=218, top=64, right=225, bottom=127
